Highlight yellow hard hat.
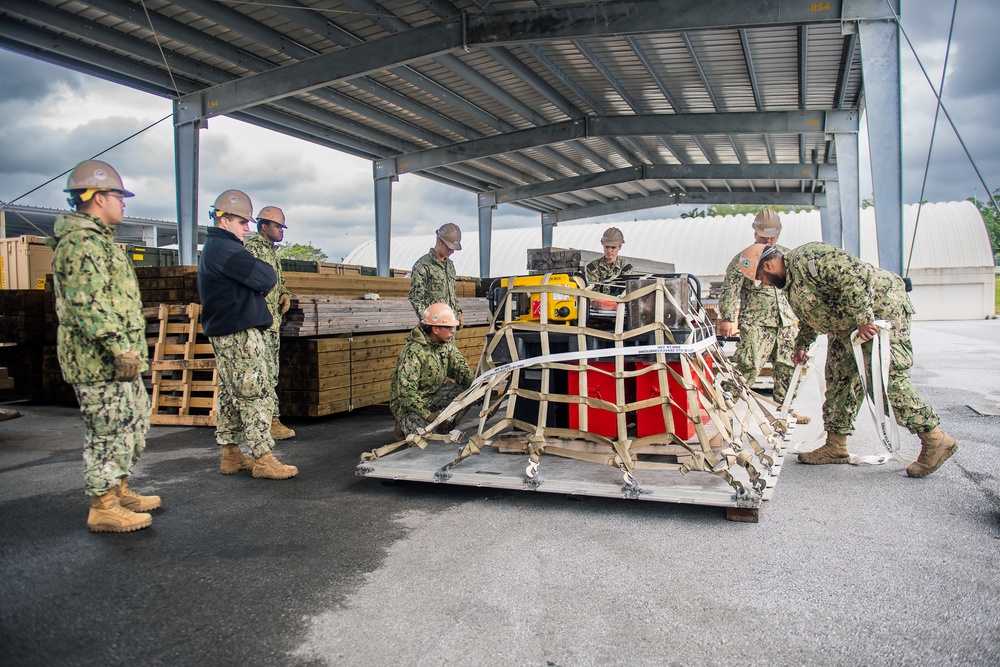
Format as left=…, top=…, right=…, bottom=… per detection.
left=257, top=206, right=286, bottom=228
left=752, top=209, right=782, bottom=238
left=211, top=189, right=255, bottom=222
left=436, top=223, right=462, bottom=250
left=421, top=303, right=460, bottom=327
left=64, top=160, right=134, bottom=198
left=601, top=227, right=624, bottom=245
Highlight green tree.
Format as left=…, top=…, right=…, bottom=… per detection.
left=968, top=189, right=1000, bottom=265
left=706, top=204, right=816, bottom=216
left=277, top=242, right=328, bottom=262
left=861, top=197, right=874, bottom=209
left=680, top=207, right=707, bottom=218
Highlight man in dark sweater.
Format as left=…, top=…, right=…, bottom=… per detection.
left=198, top=189, right=297, bottom=480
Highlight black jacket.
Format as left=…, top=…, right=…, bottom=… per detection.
left=198, top=226, right=277, bottom=337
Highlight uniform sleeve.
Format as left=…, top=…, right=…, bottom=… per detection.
left=584, top=259, right=601, bottom=285
left=409, top=262, right=429, bottom=317
left=448, top=347, right=475, bottom=387
left=223, top=251, right=277, bottom=294
left=55, top=236, right=131, bottom=355
left=794, top=320, right=818, bottom=351
left=718, top=255, right=743, bottom=321
left=395, top=351, right=431, bottom=418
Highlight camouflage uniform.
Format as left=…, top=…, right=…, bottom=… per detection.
left=784, top=242, right=939, bottom=436
left=244, top=232, right=289, bottom=420
left=49, top=211, right=150, bottom=497
left=390, top=325, right=475, bottom=435
left=585, top=256, right=633, bottom=294
left=409, top=251, right=461, bottom=319
left=719, top=245, right=798, bottom=404
left=211, top=328, right=276, bottom=457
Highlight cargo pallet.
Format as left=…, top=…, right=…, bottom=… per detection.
left=359, top=273, right=793, bottom=523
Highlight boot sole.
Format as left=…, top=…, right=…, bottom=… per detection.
left=906, top=443, right=958, bottom=478
left=797, top=455, right=850, bottom=465
left=252, top=470, right=298, bottom=480
left=220, top=466, right=253, bottom=475
left=88, top=516, right=152, bottom=533
left=270, top=432, right=295, bottom=440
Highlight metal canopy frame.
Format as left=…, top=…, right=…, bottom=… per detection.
left=0, top=0, right=902, bottom=276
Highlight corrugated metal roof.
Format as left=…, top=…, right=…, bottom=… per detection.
left=344, top=202, right=991, bottom=277
left=0, top=0, right=881, bottom=220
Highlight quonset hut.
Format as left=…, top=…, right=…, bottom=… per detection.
left=346, top=201, right=995, bottom=320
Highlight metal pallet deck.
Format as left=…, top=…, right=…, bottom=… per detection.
left=357, top=437, right=789, bottom=523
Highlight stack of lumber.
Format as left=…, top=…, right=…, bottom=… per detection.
left=283, top=272, right=478, bottom=298
left=282, top=296, right=490, bottom=337
left=0, top=365, right=14, bottom=390
left=0, top=290, right=74, bottom=403
left=146, top=303, right=218, bottom=426
left=134, top=266, right=201, bottom=305
left=279, top=325, right=488, bottom=417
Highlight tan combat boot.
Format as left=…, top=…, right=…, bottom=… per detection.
left=87, top=492, right=152, bottom=533
left=790, top=410, right=812, bottom=425
left=252, top=451, right=298, bottom=480
left=906, top=427, right=958, bottom=478
left=220, top=444, right=254, bottom=475
left=798, top=432, right=850, bottom=464
left=270, top=417, right=296, bottom=440
left=114, top=478, right=161, bottom=512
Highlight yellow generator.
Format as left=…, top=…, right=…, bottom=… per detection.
left=489, top=273, right=580, bottom=324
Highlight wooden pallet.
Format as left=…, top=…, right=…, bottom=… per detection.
left=148, top=303, right=218, bottom=426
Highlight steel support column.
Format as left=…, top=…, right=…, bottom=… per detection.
left=373, top=172, right=395, bottom=277
left=835, top=132, right=861, bottom=255
left=478, top=195, right=495, bottom=278
left=173, top=115, right=201, bottom=266
left=859, top=15, right=903, bottom=273
left=821, top=178, right=843, bottom=248
left=541, top=214, right=556, bottom=249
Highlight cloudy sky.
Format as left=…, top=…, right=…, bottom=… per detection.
left=1, top=0, right=997, bottom=263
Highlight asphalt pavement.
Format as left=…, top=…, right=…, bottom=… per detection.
left=1, top=320, right=997, bottom=667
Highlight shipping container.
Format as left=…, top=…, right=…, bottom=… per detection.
left=0, top=236, right=53, bottom=290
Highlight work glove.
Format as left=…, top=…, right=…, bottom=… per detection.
left=456, top=311, right=464, bottom=330
left=113, top=350, right=141, bottom=382
left=279, top=293, right=291, bottom=315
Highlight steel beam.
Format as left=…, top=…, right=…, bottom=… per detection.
left=381, top=112, right=859, bottom=176
left=859, top=14, right=903, bottom=273
left=490, top=164, right=837, bottom=204
left=543, top=190, right=824, bottom=224
left=171, top=0, right=893, bottom=124
left=835, top=132, right=861, bottom=255
left=822, top=178, right=843, bottom=247
left=478, top=201, right=494, bottom=278
left=173, top=116, right=201, bottom=266
left=374, top=174, right=396, bottom=277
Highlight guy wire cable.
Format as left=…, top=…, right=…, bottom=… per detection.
left=2, top=114, right=173, bottom=237
left=906, top=0, right=957, bottom=279
left=883, top=0, right=1000, bottom=218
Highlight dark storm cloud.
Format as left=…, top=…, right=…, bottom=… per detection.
left=898, top=0, right=1000, bottom=201
left=0, top=48, right=84, bottom=103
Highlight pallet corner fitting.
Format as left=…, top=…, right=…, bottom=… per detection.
left=358, top=273, right=795, bottom=523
